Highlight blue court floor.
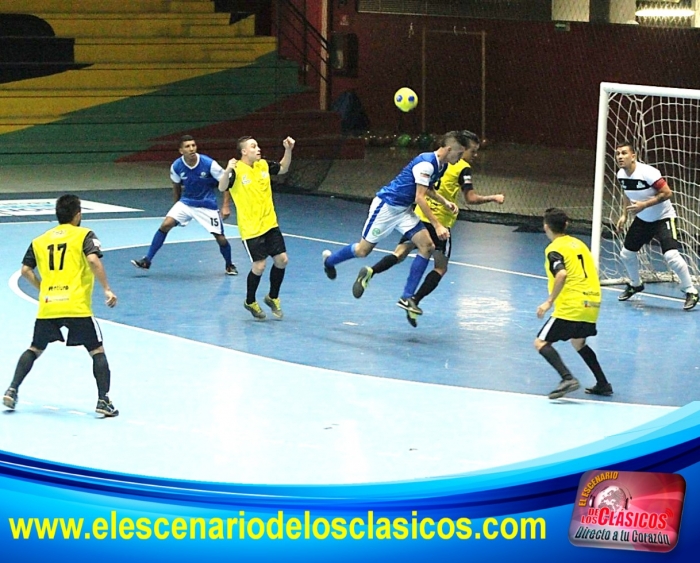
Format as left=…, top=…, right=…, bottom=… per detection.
left=0, top=190, right=697, bottom=484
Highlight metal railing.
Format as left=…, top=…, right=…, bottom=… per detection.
left=273, top=0, right=331, bottom=109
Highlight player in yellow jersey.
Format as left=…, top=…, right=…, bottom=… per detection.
left=535, top=208, right=612, bottom=399
left=218, top=136, right=295, bottom=320
left=3, top=195, right=119, bottom=416
left=352, top=130, right=504, bottom=326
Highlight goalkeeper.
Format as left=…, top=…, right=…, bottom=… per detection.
left=614, top=141, right=698, bottom=311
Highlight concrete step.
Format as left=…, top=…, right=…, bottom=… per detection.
left=38, top=13, right=254, bottom=39
left=72, top=37, right=276, bottom=64
left=0, top=60, right=283, bottom=90
left=0, top=90, right=292, bottom=118
left=0, top=0, right=215, bottom=15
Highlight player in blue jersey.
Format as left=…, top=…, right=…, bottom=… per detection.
left=131, top=135, right=238, bottom=275
left=322, top=130, right=470, bottom=317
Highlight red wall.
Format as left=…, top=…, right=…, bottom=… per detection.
left=329, top=8, right=700, bottom=149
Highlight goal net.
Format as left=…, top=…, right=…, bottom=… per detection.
left=592, top=82, right=700, bottom=286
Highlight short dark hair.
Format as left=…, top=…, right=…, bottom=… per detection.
left=237, top=136, right=253, bottom=155
left=56, top=194, right=81, bottom=224
left=437, top=130, right=472, bottom=150
left=462, top=130, right=480, bottom=146
left=616, top=140, right=636, bottom=154
left=543, top=207, right=569, bottom=234
left=179, top=135, right=195, bottom=148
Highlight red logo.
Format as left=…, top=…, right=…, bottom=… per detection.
left=569, top=470, right=685, bottom=552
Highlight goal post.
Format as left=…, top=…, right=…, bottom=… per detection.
left=592, top=82, right=700, bottom=286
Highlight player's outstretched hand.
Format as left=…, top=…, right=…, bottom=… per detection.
left=283, top=137, right=296, bottom=150
left=493, top=194, right=505, bottom=204
left=226, top=157, right=238, bottom=170
left=104, top=290, right=117, bottom=308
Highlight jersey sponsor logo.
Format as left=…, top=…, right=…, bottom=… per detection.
left=620, top=179, right=650, bottom=191
left=44, top=295, right=69, bottom=303
left=261, top=172, right=269, bottom=179
left=47, top=285, right=70, bottom=292
left=200, top=172, right=208, bottom=178
left=0, top=199, right=140, bottom=217
left=241, top=175, right=252, bottom=185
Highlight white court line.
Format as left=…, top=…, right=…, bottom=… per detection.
left=5, top=258, right=671, bottom=412
left=0, top=216, right=686, bottom=300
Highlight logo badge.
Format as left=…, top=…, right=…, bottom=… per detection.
left=569, top=470, right=685, bottom=552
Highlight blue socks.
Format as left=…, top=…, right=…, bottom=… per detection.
left=326, top=243, right=357, bottom=267
left=146, top=229, right=168, bottom=261
left=219, top=241, right=232, bottom=265
left=403, top=255, right=429, bottom=299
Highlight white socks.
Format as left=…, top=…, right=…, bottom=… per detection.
left=620, top=247, right=642, bottom=287
left=664, top=249, right=698, bottom=294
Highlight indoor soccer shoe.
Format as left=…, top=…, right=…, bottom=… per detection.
left=618, top=283, right=644, bottom=301
left=244, top=300, right=267, bottom=320
left=225, top=263, right=239, bottom=276
left=3, top=387, right=17, bottom=410
left=322, top=250, right=337, bottom=280
left=683, top=291, right=699, bottom=311
left=397, top=297, right=422, bottom=315
left=548, top=377, right=580, bottom=400
left=264, top=295, right=283, bottom=319
left=406, top=310, right=418, bottom=328
left=352, top=266, right=373, bottom=298
left=131, top=257, right=151, bottom=270
left=585, top=382, right=614, bottom=396
left=95, top=397, right=119, bottom=417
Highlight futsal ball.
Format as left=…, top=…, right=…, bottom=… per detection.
left=394, top=87, right=418, bottom=112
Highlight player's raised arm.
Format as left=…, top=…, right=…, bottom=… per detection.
left=278, top=137, right=295, bottom=175
left=218, top=158, right=237, bottom=192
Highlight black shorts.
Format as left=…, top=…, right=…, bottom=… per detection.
left=242, top=227, right=287, bottom=262
left=32, top=317, right=103, bottom=352
left=537, top=317, right=597, bottom=343
left=623, top=216, right=680, bottom=253
left=399, top=221, right=452, bottom=257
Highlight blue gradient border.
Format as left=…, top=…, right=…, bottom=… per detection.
left=2, top=402, right=699, bottom=562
